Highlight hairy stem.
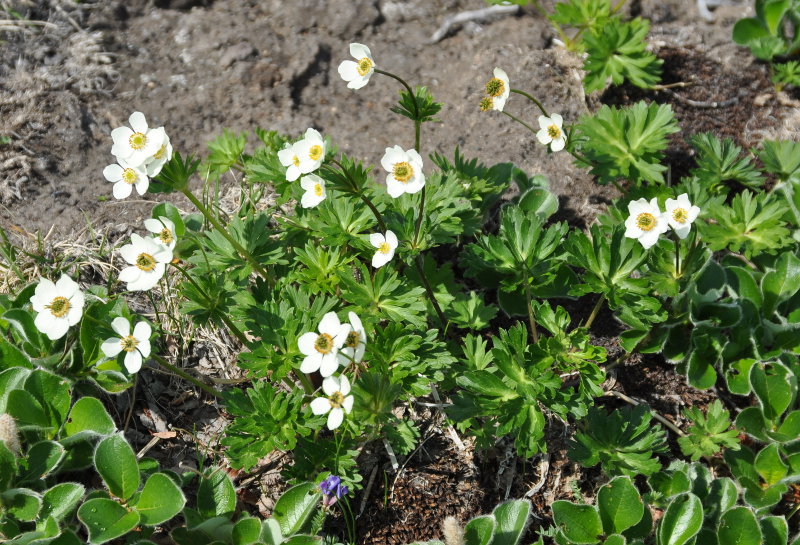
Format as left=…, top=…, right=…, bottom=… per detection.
left=583, top=295, right=605, bottom=330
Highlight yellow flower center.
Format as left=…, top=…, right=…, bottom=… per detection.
left=153, top=144, right=167, bottom=160
left=344, top=331, right=360, bottom=349
left=636, top=212, right=657, bottom=232
left=357, top=57, right=373, bottom=76
left=392, top=162, right=413, bottom=183
left=672, top=207, right=688, bottom=224
left=547, top=124, right=561, bottom=140
left=292, top=155, right=300, bottom=167
left=120, top=335, right=139, bottom=352
left=378, top=242, right=391, bottom=254
left=485, top=77, right=505, bottom=97
left=46, top=296, right=71, bottom=318
left=314, top=183, right=323, bottom=196
left=122, top=168, right=139, bottom=185
left=479, top=97, right=493, bottom=111
left=136, top=252, right=157, bottom=272
left=129, top=132, right=147, bottom=150
left=309, top=145, right=323, bottom=161
left=314, top=333, right=334, bottom=354
left=159, top=228, right=174, bottom=245
left=329, top=391, right=345, bottom=408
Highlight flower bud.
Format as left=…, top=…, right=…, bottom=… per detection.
left=0, top=414, right=21, bottom=457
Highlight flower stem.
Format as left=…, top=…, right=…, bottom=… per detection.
left=510, top=89, right=549, bottom=117
left=331, top=158, right=387, bottom=231
left=180, top=188, right=271, bottom=282
left=523, top=280, right=540, bottom=343
left=583, top=295, right=605, bottom=330
left=152, top=354, right=222, bottom=399
left=415, top=255, right=448, bottom=328
left=170, top=262, right=251, bottom=348
left=674, top=237, right=682, bottom=277
left=501, top=110, right=538, bottom=134
left=374, top=68, right=422, bottom=151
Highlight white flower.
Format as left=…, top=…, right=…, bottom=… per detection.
left=297, top=312, right=349, bottom=377
left=278, top=143, right=303, bottom=182
left=144, top=127, right=173, bottom=177
left=337, top=312, right=366, bottom=366
left=103, top=159, right=149, bottom=200
left=664, top=193, right=701, bottom=239
left=485, top=67, right=510, bottom=112
left=294, top=128, right=327, bottom=174
left=337, top=43, right=376, bottom=90
left=118, top=233, right=173, bottom=291
left=29, top=275, right=85, bottom=340
left=300, top=174, right=326, bottom=208
left=110, top=112, right=165, bottom=168
left=370, top=230, right=398, bottom=268
left=101, top=317, right=151, bottom=373
left=624, top=198, right=670, bottom=249
left=536, top=114, right=567, bottom=152
left=310, top=375, right=354, bottom=431
left=144, top=216, right=177, bottom=250
left=381, top=146, right=425, bottom=198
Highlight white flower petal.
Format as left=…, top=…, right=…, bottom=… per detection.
left=111, top=317, right=131, bottom=337
left=137, top=340, right=151, bottom=359
left=372, top=251, right=392, bottom=268
left=118, top=266, right=141, bottom=284
left=349, top=43, right=371, bottom=60
left=103, top=164, right=124, bottom=182
left=124, top=350, right=143, bottom=373
left=385, top=230, right=398, bottom=248
left=339, top=375, right=351, bottom=395
left=369, top=233, right=385, bottom=247
left=319, top=353, right=340, bottom=377
left=639, top=229, right=661, bottom=249
left=318, top=312, right=342, bottom=336
left=536, top=129, right=551, bottom=145
left=113, top=181, right=133, bottom=200
left=385, top=177, right=406, bottom=198
left=310, top=397, right=331, bottom=415
left=298, top=332, right=318, bottom=356
left=133, top=321, right=151, bottom=342
left=343, top=395, right=354, bottom=413
left=34, top=311, right=56, bottom=337
left=538, top=115, right=551, bottom=130
left=327, top=408, right=344, bottom=430
left=101, top=337, right=123, bottom=357
left=55, top=275, right=79, bottom=297
left=45, top=318, right=70, bottom=340
left=322, top=376, right=340, bottom=396
left=300, top=354, right=321, bottom=374
left=550, top=137, right=566, bottom=152
left=338, top=60, right=360, bottom=81
left=129, top=112, right=148, bottom=133
left=550, top=113, right=563, bottom=127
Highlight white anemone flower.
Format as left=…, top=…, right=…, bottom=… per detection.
left=300, top=174, right=327, bottom=208
left=278, top=143, right=304, bottom=182
left=144, top=127, right=173, bottom=177
left=144, top=216, right=177, bottom=250
left=337, top=312, right=366, bottom=366
left=103, top=159, right=149, bottom=200
left=485, top=68, right=510, bottom=112
left=30, top=274, right=85, bottom=340
left=111, top=112, right=165, bottom=168
left=381, top=145, right=425, bottom=198
left=338, top=43, right=376, bottom=90
left=118, top=234, right=173, bottom=291
left=101, top=317, right=151, bottom=373
left=295, top=128, right=327, bottom=175
left=310, top=375, right=354, bottom=431
left=664, top=193, right=701, bottom=239
left=297, top=312, right=349, bottom=377
left=624, top=198, right=670, bottom=249
left=536, top=114, right=567, bottom=152
left=370, top=230, right=398, bottom=268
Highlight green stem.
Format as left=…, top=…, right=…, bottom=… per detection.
left=778, top=184, right=800, bottom=228
left=675, top=237, right=682, bottom=277
left=374, top=69, right=417, bottom=116
left=170, top=263, right=251, bottom=348
left=413, top=187, right=426, bottom=247
left=152, top=354, right=222, bottom=398
left=180, top=188, right=271, bottom=282
left=331, top=158, right=387, bottom=231
left=510, top=89, right=549, bottom=117
left=501, top=110, right=538, bottom=134
left=522, top=280, right=539, bottom=343
left=295, top=371, right=314, bottom=396
left=415, top=255, right=448, bottom=328
left=583, top=295, right=605, bottom=330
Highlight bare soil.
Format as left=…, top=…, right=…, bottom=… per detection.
left=2, top=0, right=795, bottom=543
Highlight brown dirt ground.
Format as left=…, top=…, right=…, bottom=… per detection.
left=2, top=0, right=797, bottom=543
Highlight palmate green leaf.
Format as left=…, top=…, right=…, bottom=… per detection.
left=448, top=291, right=498, bottom=331
left=583, top=18, right=662, bottom=92
left=677, top=400, right=740, bottom=461
left=151, top=152, right=199, bottom=193
left=759, top=140, right=800, bottom=182
left=202, top=129, right=247, bottom=182
left=699, top=190, right=792, bottom=258
left=689, top=133, right=763, bottom=192
left=575, top=101, right=678, bottom=186
left=221, top=382, right=310, bottom=470
left=288, top=191, right=378, bottom=247
left=390, top=85, right=442, bottom=123
left=288, top=243, right=352, bottom=295
left=549, top=0, right=611, bottom=32
left=340, top=263, right=427, bottom=328
left=385, top=419, right=421, bottom=456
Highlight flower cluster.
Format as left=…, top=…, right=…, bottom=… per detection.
left=480, top=68, right=510, bottom=113
left=624, top=194, right=701, bottom=249
left=105, top=112, right=172, bottom=199
left=29, top=274, right=85, bottom=340
left=319, top=474, right=349, bottom=507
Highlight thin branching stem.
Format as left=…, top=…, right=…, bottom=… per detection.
left=510, top=89, right=549, bottom=117
left=152, top=354, right=222, bottom=398
left=330, top=158, right=387, bottom=231
left=415, top=255, right=448, bottom=328
left=583, top=295, right=605, bottom=330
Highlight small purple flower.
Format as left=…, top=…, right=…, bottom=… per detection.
left=320, top=475, right=349, bottom=507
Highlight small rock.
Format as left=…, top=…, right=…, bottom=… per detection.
left=219, top=42, right=257, bottom=69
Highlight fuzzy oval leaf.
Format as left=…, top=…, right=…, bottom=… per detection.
left=493, top=499, right=531, bottom=545
left=197, top=468, right=237, bottom=518
left=78, top=497, right=141, bottom=544
left=760, top=515, right=788, bottom=545
left=552, top=501, right=603, bottom=544
left=21, top=440, right=65, bottom=481
left=40, top=482, right=85, bottom=522
left=598, top=476, right=644, bottom=534
left=232, top=517, right=263, bottom=545
left=754, top=443, right=789, bottom=486
left=134, top=472, right=186, bottom=526
left=517, top=188, right=559, bottom=220
left=273, top=482, right=320, bottom=536
left=750, top=362, right=795, bottom=422
left=1, top=488, right=42, bottom=521
left=717, top=507, right=762, bottom=545
left=94, top=434, right=140, bottom=501
left=65, top=397, right=116, bottom=438
left=606, top=535, right=627, bottom=545
left=656, top=493, right=703, bottom=545
left=464, top=514, right=496, bottom=545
